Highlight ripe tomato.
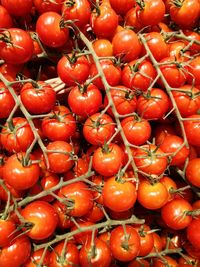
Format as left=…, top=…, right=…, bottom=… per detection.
left=79, top=238, right=112, bottom=267
left=160, top=176, right=177, bottom=201
left=68, top=83, right=102, bottom=118
left=110, top=225, right=140, bottom=262
left=42, top=108, right=76, bottom=141
left=128, top=259, right=150, bottom=267
left=121, top=115, right=151, bottom=145
left=50, top=241, right=79, bottom=267
left=90, top=3, right=118, bottom=38
left=46, top=141, right=74, bottom=173
left=0, top=5, right=13, bottom=29
left=92, top=143, right=124, bottom=176
left=122, top=59, right=156, bottom=92
left=161, top=198, right=193, bottom=230
left=150, top=232, right=163, bottom=253
left=24, top=248, right=50, bottom=267
left=135, top=224, right=154, bottom=256
left=186, top=158, right=200, bottom=188
left=137, top=178, right=169, bottom=210
left=187, top=56, right=200, bottom=86
left=153, top=256, right=178, bottom=267
left=92, top=39, right=113, bottom=57
left=184, top=115, right=200, bottom=146
left=0, top=28, right=34, bottom=64
left=20, top=81, right=56, bottom=114
left=168, top=41, right=190, bottom=61
left=0, top=117, right=34, bottom=153
left=154, top=123, right=177, bottom=145
left=0, top=219, right=16, bottom=247
left=3, top=153, right=40, bottom=190
left=34, top=0, right=62, bottom=13
left=183, top=30, right=200, bottom=55
left=125, top=6, right=142, bottom=31
left=83, top=113, right=115, bottom=146
left=58, top=182, right=93, bottom=217
left=109, top=0, right=135, bottom=15
left=112, top=29, right=142, bottom=62
left=36, top=12, right=69, bottom=48
left=71, top=221, right=97, bottom=244
left=57, top=54, right=90, bottom=86
left=0, top=81, right=15, bottom=119
left=134, top=144, right=168, bottom=175
left=1, top=0, right=33, bottom=16
left=21, top=200, right=58, bottom=240
left=187, top=218, right=200, bottom=250
left=102, top=176, right=137, bottom=212
left=0, top=235, right=31, bottom=267
left=52, top=201, right=72, bottom=229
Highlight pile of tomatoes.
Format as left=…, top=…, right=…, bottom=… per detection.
left=0, top=0, right=200, bottom=266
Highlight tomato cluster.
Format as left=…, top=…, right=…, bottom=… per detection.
left=0, top=0, right=200, bottom=266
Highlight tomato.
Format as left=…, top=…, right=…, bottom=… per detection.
left=0, top=117, right=34, bottom=153
left=136, top=0, right=165, bottom=26
left=36, top=12, right=69, bottom=48
left=0, top=235, right=31, bottom=267
left=24, top=248, right=51, bottom=267
left=0, top=81, right=15, bottom=119
left=159, top=134, right=189, bottom=166
left=71, top=221, right=97, bottom=244
left=52, top=201, right=72, bottom=229
left=161, top=198, right=193, bottom=230
left=186, top=158, right=200, bottom=188
left=150, top=232, right=163, bottom=253
left=42, top=108, right=76, bottom=141
left=102, top=176, right=137, bottom=212
left=144, top=32, right=169, bottom=62
left=184, top=115, right=200, bottom=146
left=79, top=238, right=112, bottom=267
left=3, top=153, right=40, bottom=190
left=83, top=113, right=115, bottom=146
left=169, top=41, right=190, bottom=61
left=110, top=225, right=140, bottom=262
left=92, top=143, right=124, bottom=176
left=168, top=0, right=200, bottom=28
left=58, top=182, right=93, bottom=217
left=0, top=5, right=13, bottom=29
left=128, top=259, right=150, bottom=267
left=187, top=56, right=200, bottom=86
left=57, top=54, right=90, bottom=86
left=1, top=0, right=33, bottom=16
left=154, top=123, right=177, bottom=145
left=0, top=28, right=34, bottom=64
left=160, top=230, right=182, bottom=250
left=89, top=59, right=121, bottom=90
left=50, top=241, right=79, bottom=267
left=137, top=178, right=169, bottom=210
left=0, top=219, right=16, bottom=247
left=20, top=81, right=56, bottom=114
left=183, top=30, right=200, bottom=55
left=112, top=29, right=142, bottom=62
left=68, top=83, right=102, bottom=118
left=104, top=86, right=137, bottom=116
left=160, top=176, right=177, bottom=201
left=124, top=6, right=142, bottom=31
left=109, top=0, right=135, bottom=15
left=134, top=144, right=168, bottom=176
left=21, top=200, right=58, bottom=240
left=153, top=256, right=178, bottom=267
left=46, top=141, right=74, bottom=173
left=62, top=0, right=91, bottom=28
left=121, top=115, right=151, bottom=145
left=187, top=219, right=200, bottom=250
left=92, top=39, right=113, bottom=57
left=122, top=59, right=156, bottom=92
left=34, top=0, right=62, bottom=13
left=90, top=3, right=118, bottom=39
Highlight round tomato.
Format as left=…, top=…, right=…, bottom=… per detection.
left=0, top=81, right=15, bottom=119
left=0, top=219, right=16, bottom=247
left=24, top=248, right=50, bottom=267
left=92, top=39, right=113, bottom=57
left=186, top=158, right=200, bottom=188
left=1, top=0, right=33, bottom=16
left=184, top=115, right=200, bottom=146
left=109, top=0, right=135, bottom=15
left=34, top=0, right=62, bottom=13
left=0, top=5, right=13, bottom=29
left=187, top=218, right=200, bottom=250
left=135, top=224, right=154, bottom=256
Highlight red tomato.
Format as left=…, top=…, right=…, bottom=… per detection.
left=186, top=158, right=200, bottom=188
left=112, top=29, right=142, bottom=62
left=36, top=12, right=69, bottom=48
left=83, top=113, right=115, bottom=146
left=21, top=81, right=56, bottom=114
left=110, top=225, right=141, bottom=262
left=135, top=224, right=154, bottom=256
left=102, top=176, right=137, bottom=212
left=57, top=54, right=90, bottom=86
left=187, top=218, right=200, bottom=250
left=92, top=39, right=113, bottom=57
left=0, top=219, right=16, bottom=247
left=184, top=115, right=200, bottom=146
left=21, top=200, right=58, bottom=240
left=71, top=221, right=97, bottom=244
left=125, top=6, right=142, bottom=31
left=109, top=0, right=135, bottom=15
left=0, top=81, right=15, bottom=119
left=161, top=198, right=193, bottom=230
left=68, top=83, right=102, bottom=118
left=0, top=28, right=34, bottom=64
left=128, top=259, right=150, bottom=267
left=79, top=238, right=112, bottom=267
left=0, top=117, right=34, bottom=153
left=153, top=256, right=178, bottom=267
left=0, top=5, right=13, bottom=29
left=92, top=143, right=124, bottom=176
left=24, top=248, right=50, bottom=267
left=34, top=0, right=62, bottom=13
left=187, top=56, right=200, bottom=86
left=121, top=115, right=151, bottom=145
left=1, top=0, right=33, bottom=16
left=160, top=176, right=177, bottom=201
left=3, top=153, right=40, bottom=190
left=52, top=201, right=72, bottom=229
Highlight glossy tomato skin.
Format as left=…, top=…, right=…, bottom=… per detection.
left=79, top=238, right=112, bottom=267
left=0, top=81, right=15, bottom=118
left=68, top=84, right=102, bottom=118
left=0, top=5, right=13, bottom=29
left=135, top=224, right=154, bottom=257
left=0, top=117, right=34, bottom=153
left=0, top=235, right=31, bottom=267
left=0, top=28, right=34, bottom=65
left=34, top=0, right=62, bottom=13
left=24, top=248, right=51, bottom=267
left=110, top=225, right=141, bottom=262
left=71, top=221, right=97, bottom=244
left=128, top=259, right=150, bottom=267
left=92, top=143, right=124, bottom=176
left=57, top=55, right=90, bottom=86
left=102, top=176, right=137, bottom=212
left=1, top=0, right=33, bottom=16
left=92, top=39, right=113, bottom=57
left=109, top=0, right=135, bottom=15
left=21, top=200, right=58, bottom=240
left=0, top=219, right=16, bottom=247
left=187, top=218, right=200, bottom=250
left=153, top=256, right=178, bottom=267
left=50, top=241, right=79, bottom=267
left=3, top=153, right=40, bottom=190
left=187, top=56, right=200, bottom=86
left=186, top=158, right=200, bottom=188
left=184, top=115, right=200, bottom=146
left=161, top=199, right=193, bottom=230
left=36, top=12, right=69, bottom=48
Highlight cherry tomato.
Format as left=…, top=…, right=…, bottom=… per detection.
left=186, top=158, right=200, bottom=188
left=24, top=248, right=51, bottom=267
left=1, top=0, right=33, bottom=16
left=184, top=115, right=200, bottom=146
left=0, top=81, right=15, bottom=119
left=0, top=5, right=13, bottom=29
